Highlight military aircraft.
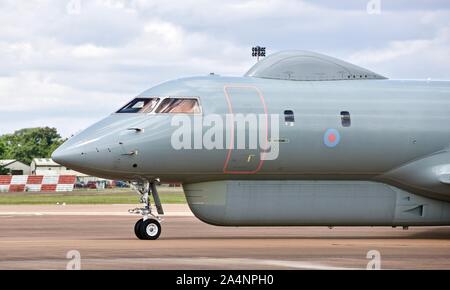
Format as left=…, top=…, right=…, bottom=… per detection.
left=52, top=50, right=450, bottom=240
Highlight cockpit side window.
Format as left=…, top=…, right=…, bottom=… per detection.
left=116, top=98, right=159, bottom=113
left=155, top=98, right=201, bottom=114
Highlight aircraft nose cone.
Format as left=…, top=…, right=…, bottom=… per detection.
left=51, top=131, right=119, bottom=177
left=51, top=146, right=80, bottom=168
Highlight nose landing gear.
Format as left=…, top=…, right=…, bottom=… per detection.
left=129, top=179, right=164, bottom=240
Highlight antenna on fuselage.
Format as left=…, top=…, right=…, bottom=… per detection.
left=252, top=46, right=266, bottom=62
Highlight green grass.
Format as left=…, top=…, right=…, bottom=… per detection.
left=0, top=190, right=187, bottom=205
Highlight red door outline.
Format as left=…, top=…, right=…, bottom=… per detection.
left=222, top=85, right=268, bottom=174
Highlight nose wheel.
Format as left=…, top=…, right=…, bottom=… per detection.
left=134, top=218, right=161, bottom=240
left=129, top=179, right=164, bottom=240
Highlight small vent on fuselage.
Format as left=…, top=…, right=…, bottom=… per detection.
left=403, top=205, right=424, bottom=217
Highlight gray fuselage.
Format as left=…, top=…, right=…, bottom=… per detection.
left=54, top=77, right=450, bottom=197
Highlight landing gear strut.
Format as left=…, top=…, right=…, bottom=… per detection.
left=129, top=179, right=164, bottom=240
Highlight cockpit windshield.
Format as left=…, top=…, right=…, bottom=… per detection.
left=116, top=98, right=159, bottom=113
left=155, top=98, right=201, bottom=114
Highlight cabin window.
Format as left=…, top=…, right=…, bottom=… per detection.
left=341, top=111, right=351, bottom=127
left=284, top=110, right=295, bottom=125
left=155, top=98, right=201, bottom=114
left=117, top=98, right=160, bottom=113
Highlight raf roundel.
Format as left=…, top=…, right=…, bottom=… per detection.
left=324, top=129, right=341, bottom=148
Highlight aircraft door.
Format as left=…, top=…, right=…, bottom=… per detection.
left=223, top=85, right=268, bottom=174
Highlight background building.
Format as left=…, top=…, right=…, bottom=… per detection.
left=0, top=159, right=31, bottom=175
left=30, top=158, right=86, bottom=177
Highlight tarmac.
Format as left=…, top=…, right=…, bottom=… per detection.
left=0, top=204, right=449, bottom=270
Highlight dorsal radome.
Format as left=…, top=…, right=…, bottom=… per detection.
left=245, top=50, right=387, bottom=81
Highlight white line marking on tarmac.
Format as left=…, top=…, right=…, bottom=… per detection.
left=123, top=257, right=358, bottom=270
left=0, top=257, right=358, bottom=270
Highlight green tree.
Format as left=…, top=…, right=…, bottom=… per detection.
left=0, top=141, right=9, bottom=174
left=0, top=140, right=5, bottom=158
left=0, top=127, right=66, bottom=165
left=0, top=166, right=8, bottom=175
left=0, top=164, right=9, bottom=175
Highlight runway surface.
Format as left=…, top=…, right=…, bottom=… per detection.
left=0, top=204, right=449, bottom=270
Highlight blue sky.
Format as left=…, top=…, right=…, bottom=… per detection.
left=0, top=0, right=449, bottom=137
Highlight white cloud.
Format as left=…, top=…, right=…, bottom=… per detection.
left=348, top=28, right=450, bottom=78
left=349, top=39, right=433, bottom=64
left=71, top=44, right=115, bottom=58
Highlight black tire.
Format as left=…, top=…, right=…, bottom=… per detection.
left=139, top=219, right=162, bottom=240
left=134, top=219, right=144, bottom=240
